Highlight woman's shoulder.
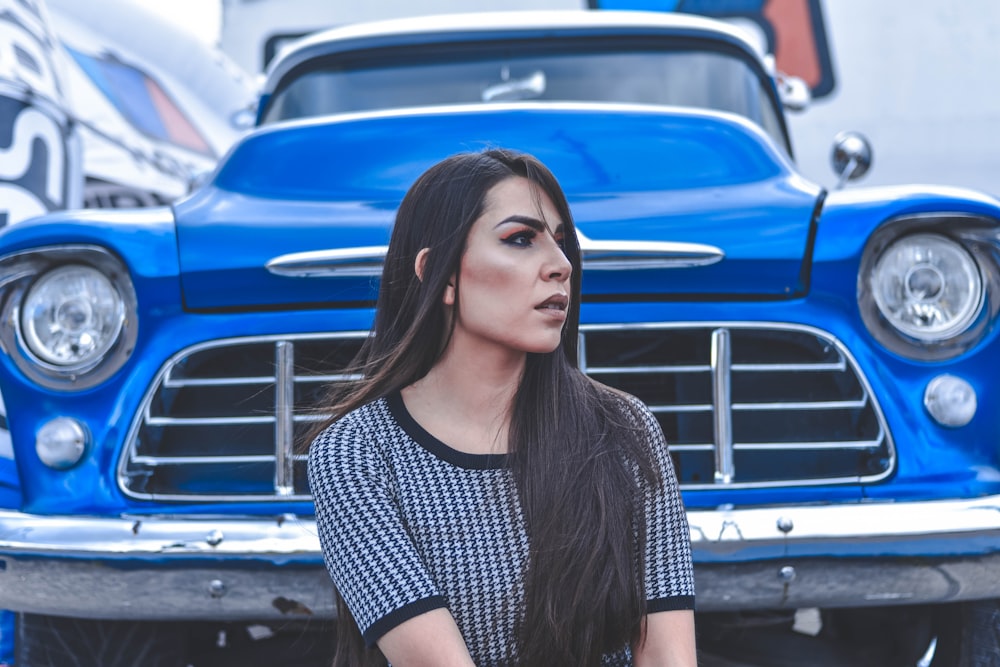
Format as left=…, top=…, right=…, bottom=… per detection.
left=309, top=396, right=395, bottom=456
left=592, top=383, right=668, bottom=451
left=590, top=381, right=655, bottom=425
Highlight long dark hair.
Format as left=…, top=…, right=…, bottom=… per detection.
left=310, top=148, right=660, bottom=665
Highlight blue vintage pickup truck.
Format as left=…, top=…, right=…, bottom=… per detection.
left=1, top=10, right=998, bottom=666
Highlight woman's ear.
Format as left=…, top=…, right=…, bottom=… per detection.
left=414, top=248, right=431, bottom=282
left=416, top=247, right=456, bottom=305
left=443, top=277, right=456, bottom=306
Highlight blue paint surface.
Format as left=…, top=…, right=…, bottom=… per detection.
left=0, top=611, right=11, bottom=665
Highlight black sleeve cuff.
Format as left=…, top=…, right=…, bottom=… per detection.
left=646, top=595, right=696, bottom=613
left=362, top=595, right=450, bottom=647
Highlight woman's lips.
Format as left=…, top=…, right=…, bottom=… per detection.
left=536, top=293, right=569, bottom=319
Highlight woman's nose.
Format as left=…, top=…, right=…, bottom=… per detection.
left=546, top=245, right=572, bottom=281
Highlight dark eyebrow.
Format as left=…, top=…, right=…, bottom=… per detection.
left=494, top=215, right=564, bottom=236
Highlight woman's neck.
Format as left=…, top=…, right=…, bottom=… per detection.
left=401, top=343, right=524, bottom=455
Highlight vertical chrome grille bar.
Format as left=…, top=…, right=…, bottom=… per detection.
left=711, top=328, right=734, bottom=484
left=274, top=341, right=295, bottom=496
left=577, top=331, right=588, bottom=374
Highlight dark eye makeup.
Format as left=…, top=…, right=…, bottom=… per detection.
left=501, top=228, right=538, bottom=247
left=495, top=215, right=566, bottom=253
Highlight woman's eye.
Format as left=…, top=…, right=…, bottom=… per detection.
left=502, top=230, right=536, bottom=247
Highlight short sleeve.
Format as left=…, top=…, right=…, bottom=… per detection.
left=308, top=410, right=447, bottom=645
left=630, top=398, right=696, bottom=612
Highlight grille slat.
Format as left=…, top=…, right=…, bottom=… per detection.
left=132, top=455, right=276, bottom=466
left=145, top=416, right=275, bottom=426
left=163, top=376, right=276, bottom=388
left=295, top=373, right=364, bottom=382
left=589, top=365, right=710, bottom=374
left=119, top=324, right=893, bottom=501
left=733, top=439, right=886, bottom=451
left=734, top=362, right=847, bottom=372
left=733, top=399, right=868, bottom=410
left=648, top=404, right=713, bottom=413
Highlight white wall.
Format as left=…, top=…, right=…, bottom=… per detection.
left=787, top=0, right=1000, bottom=197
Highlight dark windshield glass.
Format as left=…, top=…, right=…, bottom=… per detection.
left=263, top=44, right=788, bottom=151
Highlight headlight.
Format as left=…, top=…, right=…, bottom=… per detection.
left=0, top=246, right=139, bottom=390
left=870, top=233, right=983, bottom=341
left=20, top=265, right=125, bottom=370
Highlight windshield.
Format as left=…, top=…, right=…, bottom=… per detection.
left=262, top=40, right=789, bottom=153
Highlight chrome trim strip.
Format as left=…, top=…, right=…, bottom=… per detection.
left=656, top=439, right=885, bottom=453
left=266, top=239, right=724, bottom=278
left=578, top=238, right=724, bottom=270
left=275, top=341, right=295, bottom=496
left=146, top=416, right=274, bottom=426
left=652, top=397, right=871, bottom=416
left=733, top=399, right=868, bottom=410
left=711, top=328, right=734, bottom=484
left=163, top=376, right=275, bottom=388
left=295, top=413, right=332, bottom=423
left=648, top=404, right=712, bottom=413
left=669, top=444, right=714, bottom=452
left=585, top=343, right=848, bottom=375
left=266, top=246, right=389, bottom=278
left=588, top=364, right=710, bottom=374
left=732, top=440, right=884, bottom=451
left=129, top=455, right=314, bottom=472
left=734, top=361, right=847, bottom=372
left=132, top=455, right=275, bottom=466
left=294, top=373, right=363, bottom=383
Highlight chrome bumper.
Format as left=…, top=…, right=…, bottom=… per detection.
left=1, top=496, right=999, bottom=620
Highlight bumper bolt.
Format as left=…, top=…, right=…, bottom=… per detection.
left=206, top=529, right=224, bottom=546
left=208, top=579, right=227, bottom=598
left=778, top=565, right=797, bottom=583
left=776, top=516, right=794, bottom=534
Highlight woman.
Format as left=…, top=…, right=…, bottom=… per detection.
left=308, top=148, right=696, bottom=666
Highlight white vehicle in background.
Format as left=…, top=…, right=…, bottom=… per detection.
left=0, top=0, right=255, bottom=660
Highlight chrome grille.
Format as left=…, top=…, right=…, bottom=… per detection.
left=119, top=324, right=892, bottom=500
left=582, top=323, right=893, bottom=488
left=119, top=333, right=367, bottom=501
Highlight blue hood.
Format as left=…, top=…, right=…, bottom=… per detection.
left=174, top=104, right=821, bottom=310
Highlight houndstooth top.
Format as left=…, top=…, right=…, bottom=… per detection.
left=308, top=391, right=695, bottom=666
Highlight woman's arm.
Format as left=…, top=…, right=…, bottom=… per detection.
left=377, top=607, right=477, bottom=667
left=633, top=609, right=697, bottom=667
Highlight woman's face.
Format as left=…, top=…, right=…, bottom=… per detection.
left=445, top=176, right=572, bottom=359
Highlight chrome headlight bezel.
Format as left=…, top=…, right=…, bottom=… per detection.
left=0, top=246, right=138, bottom=391
left=858, top=215, right=999, bottom=361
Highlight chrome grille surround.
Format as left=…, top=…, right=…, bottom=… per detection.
left=118, top=322, right=894, bottom=501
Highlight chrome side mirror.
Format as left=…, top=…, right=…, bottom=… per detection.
left=830, top=131, right=873, bottom=188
